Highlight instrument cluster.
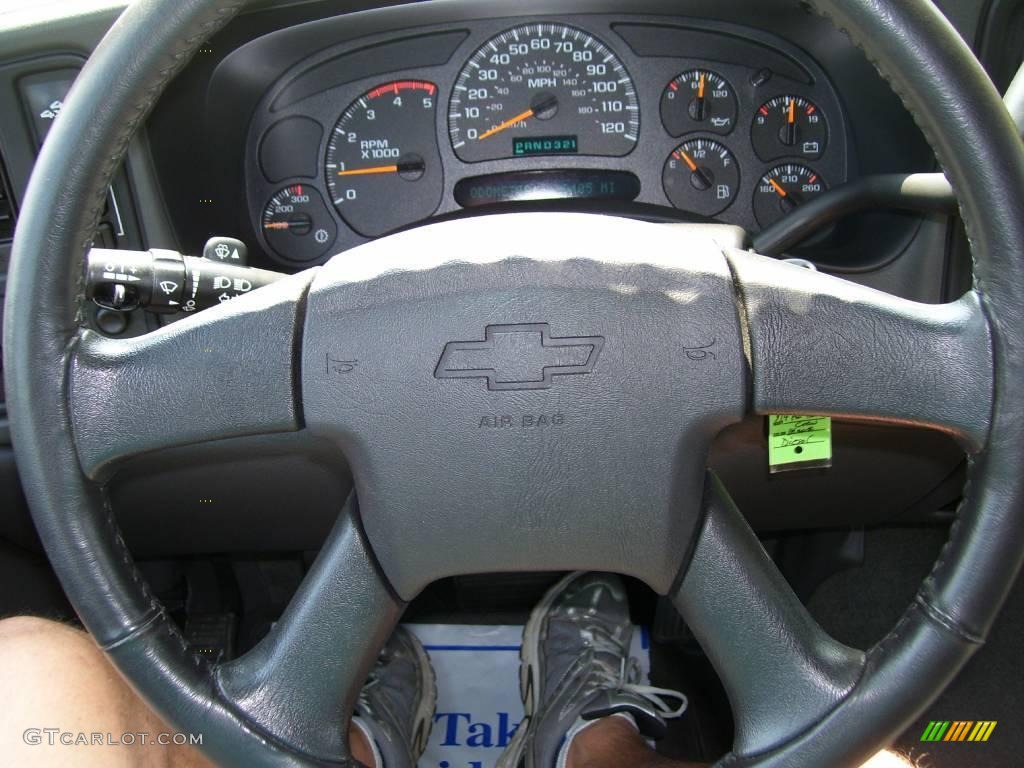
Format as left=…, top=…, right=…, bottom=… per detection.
left=247, top=15, right=849, bottom=266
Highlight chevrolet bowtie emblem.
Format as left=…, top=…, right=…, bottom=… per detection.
left=435, top=323, right=604, bottom=391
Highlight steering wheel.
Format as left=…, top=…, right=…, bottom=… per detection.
left=5, top=0, right=1023, bottom=765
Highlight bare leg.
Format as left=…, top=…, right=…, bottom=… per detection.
left=566, top=716, right=917, bottom=768
left=567, top=716, right=698, bottom=768
left=0, top=617, right=378, bottom=768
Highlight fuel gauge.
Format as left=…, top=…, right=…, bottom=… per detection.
left=663, top=138, right=739, bottom=217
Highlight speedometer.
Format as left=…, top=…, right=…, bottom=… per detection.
left=449, top=23, right=639, bottom=163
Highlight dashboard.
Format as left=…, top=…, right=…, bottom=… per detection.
left=4, top=0, right=1002, bottom=555
left=127, top=0, right=953, bottom=282
left=242, top=13, right=850, bottom=267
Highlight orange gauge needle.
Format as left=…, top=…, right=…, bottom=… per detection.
left=263, top=222, right=292, bottom=230
left=337, top=159, right=426, bottom=178
left=768, top=178, right=788, bottom=198
left=787, top=98, right=796, bottom=125
left=698, top=73, right=706, bottom=100
left=337, top=165, right=399, bottom=177
left=478, top=108, right=536, bottom=141
left=678, top=150, right=699, bottom=172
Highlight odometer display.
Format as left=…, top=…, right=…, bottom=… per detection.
left=449, top=23, right=639, bottom=163
left=454, top=169, right=640, bottom=207
left=513, top=135, right=578, bottom=157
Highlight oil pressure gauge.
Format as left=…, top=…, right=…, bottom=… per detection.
left=660, top=69, right=738, bottom=136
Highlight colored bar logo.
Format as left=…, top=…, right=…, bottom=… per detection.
left=920, top=721, right=997, bottom=742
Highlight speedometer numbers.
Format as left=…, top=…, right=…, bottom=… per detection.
left=325, top=80, right=443, bottom=238
left=449, top=24, right=639, bottom=162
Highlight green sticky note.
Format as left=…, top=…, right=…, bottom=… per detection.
left=768, top=415, right=832, bottom=473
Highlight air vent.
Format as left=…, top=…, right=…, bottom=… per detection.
left=0, top=153, right=15, bottom=243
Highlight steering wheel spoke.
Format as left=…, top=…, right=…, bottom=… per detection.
left=730, top=250, right=994, bottom=451
left=69, top=271, right=314, bottom=480
left=672, top=473, right=866, bottom=756
left=216, top=497, right=402, bottom=762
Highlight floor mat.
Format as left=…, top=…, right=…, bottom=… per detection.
left=807, top=528, right=1024, bottom=767
left=406, top=623, right=651, bottom=768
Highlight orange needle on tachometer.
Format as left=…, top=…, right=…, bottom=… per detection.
left=698, top=73, right=706, bottom=100
left=478, top=108, right=536, bottom=140
left=787, top=98, right=796, bottom=124
left=768, top=178, right=788, bottom=198
left=337, top=165, right=400, bottom=177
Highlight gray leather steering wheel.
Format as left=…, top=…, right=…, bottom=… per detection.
left=5, top=0, right=1024, bottom=765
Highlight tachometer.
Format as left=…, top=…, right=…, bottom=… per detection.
left=325, top=80, right=443, bottom=238
left=448, top=23, right=639, bottom=163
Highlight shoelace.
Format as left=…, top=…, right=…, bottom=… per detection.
left=582, top=621, right=689, bottom=720
left=618, top=679, right=689, bottom=719
left=357, top=669, right=380, bottom=708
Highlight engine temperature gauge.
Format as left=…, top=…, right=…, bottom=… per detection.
left=753, top=164, right=828, bottom=228
left=751, top=96, right=828, bottom=161
left=660, top=69, right=738, bottom=136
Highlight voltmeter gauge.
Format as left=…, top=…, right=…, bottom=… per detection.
left=660, top=69, right=738, bottom=137
left=261, top=184, right=337, bottom=263
left=753, top=164, right=828, bottom=228
left=751, top=96, right=828, bottom=161
left=663, top=138, right=739, bottom=218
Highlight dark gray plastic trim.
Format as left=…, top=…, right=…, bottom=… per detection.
left=217, top=500, right=402, bottom=761
left=70, top=269, right=313, bottom=479
left=729, top=249, right=993, bottom=451
left=672, top=473, right=865, bottom=755
left=301, top=214, right=748, bottom=598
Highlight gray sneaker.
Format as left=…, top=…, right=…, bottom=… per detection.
left=352, top=626, right=436, bottom=768
left=498, top=572, right=687, bottom=768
